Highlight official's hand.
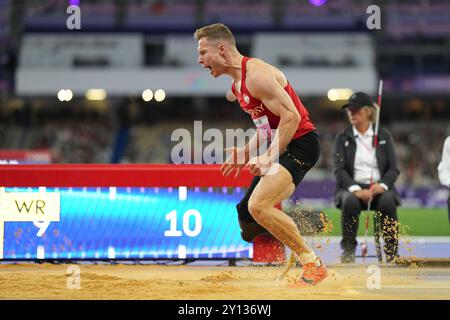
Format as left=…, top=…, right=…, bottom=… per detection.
left=353, top=189, right=372, bottom=205
left=220, top=147, right=247, bottom=178
left=247, top=154, right=272, bottom=176
left=370, top=183, right=386, bottom=196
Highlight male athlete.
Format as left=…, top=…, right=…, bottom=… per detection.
left=194, top=23, right=327, bottom=287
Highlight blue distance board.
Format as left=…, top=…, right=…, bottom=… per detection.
left=2, top=187, right=252, bottom=260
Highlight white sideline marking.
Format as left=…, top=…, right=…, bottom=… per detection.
left=109, top=187, right=116, bottom=200
left=318, top=236, right=450, bottom=244
left=178, top=245, right=187, bottom=259
left=37, top=246, right=45, bottom=259
left=178, top=186, right=187, bottom=201
left=108, top=246, right=115, bottom=259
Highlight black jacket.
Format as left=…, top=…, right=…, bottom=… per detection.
left=334, top=125, right=401, bottom=208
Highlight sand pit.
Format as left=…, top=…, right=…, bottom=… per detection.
left=0, top=263, right=449, bottom=300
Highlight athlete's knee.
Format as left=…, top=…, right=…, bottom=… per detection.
left=248, top=199, right=270, bottom=225
left=239, top=219, right=268, bottom=242
left=236, top=200, right=268, bottom=242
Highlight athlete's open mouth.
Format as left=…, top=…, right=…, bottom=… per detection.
left=204, top=65, right=213, bottom=75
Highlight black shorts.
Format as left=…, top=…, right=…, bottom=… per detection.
left=237, top=130, right=320, bottom=223
left=279, top=130, right=320, bottom=187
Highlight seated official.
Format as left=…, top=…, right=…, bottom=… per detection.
left=334, top=92, right=401, bottom=263
left=438, top=135, right=450, bottom=223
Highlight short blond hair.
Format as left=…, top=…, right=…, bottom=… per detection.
left=193, top=23, right=236, bottom=46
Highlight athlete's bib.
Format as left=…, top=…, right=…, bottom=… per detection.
left=253, top=115, right=273, bottom=140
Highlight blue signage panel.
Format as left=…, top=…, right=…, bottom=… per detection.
left=3, top=187, right=251, bottom=260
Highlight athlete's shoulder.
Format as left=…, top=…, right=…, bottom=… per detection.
left=247, top=58, right=286, bottom=88
left=246, top=58, right=277, bottom=87
left=245, top=62, right=278, bottom=99
left=246, top=58, right=272, bottom=75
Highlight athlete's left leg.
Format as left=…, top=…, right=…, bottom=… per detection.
left=247, top=131, right=327, bottom=286
left=248, top=164, right=327, bottom=287
left=247, top=164, right=311, bottom=256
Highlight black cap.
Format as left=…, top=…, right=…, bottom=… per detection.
left=342, top=92, right=374, bottom=110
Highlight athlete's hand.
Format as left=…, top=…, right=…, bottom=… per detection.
left=220, top=147, right=247, bottom=178
left=247, top=154, right=272, bottom=176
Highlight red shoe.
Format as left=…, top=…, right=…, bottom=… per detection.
left=289, top=259, right=328, bottom=288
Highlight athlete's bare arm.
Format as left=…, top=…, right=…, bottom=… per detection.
left=244, top=132, right=267, bottom=160
left=246, top=60, right=301, bottom=160
left=220, top=124, right=268, bottom=178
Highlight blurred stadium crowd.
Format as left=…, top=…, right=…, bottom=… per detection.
left=0, top=0, right=449, bottom=190
left=2, top=102, right=448, bottom=188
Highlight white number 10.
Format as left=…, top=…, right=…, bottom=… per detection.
left=164, top=209, right=202, bottom=237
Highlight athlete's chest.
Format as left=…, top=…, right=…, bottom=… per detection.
left=234, top=81, right=265, bottom=116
